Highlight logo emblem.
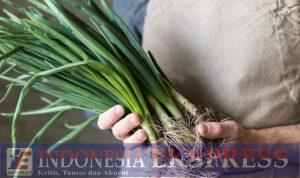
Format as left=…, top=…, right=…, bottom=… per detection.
left=6, top=148, right=33, bottom=176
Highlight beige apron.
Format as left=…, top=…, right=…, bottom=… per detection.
left=143, top=0, right=300, bottom=129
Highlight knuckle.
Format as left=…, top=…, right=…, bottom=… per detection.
left=206, top=124, right=212, bottom=136
left=135, top=129, right=147, bottom=141
left=113, top=115, right=122, bottom=123
left=112, top=127, right=123, bottom=140
left=216, top=123, right=222, bottom=134
left=227, top=121, right=239, bottom=131
left=221, top=121, right=240, bottom=137
left=126, top=114, right=140, bottom=126
left=231, top=123, right=239, bottom=133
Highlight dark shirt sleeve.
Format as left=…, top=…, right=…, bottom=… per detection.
left=113, top=0, right=149, bottom=42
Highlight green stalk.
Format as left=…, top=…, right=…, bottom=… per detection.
left=45, top=0, right=148, bottom=109
left=164, top=99, right=184, bottom=119
left=0, top=46, right=23, bottom=60
left=2, top=105, right=73, bottom=117
left=0, top=83, right=13, bottom=103
left=11, top=61, right=90, bottom=152
left=147, top=95, right=170, bottom=125
left=28, top=110, right=68, bottom=148
left=0, top=74, right=112, bottom=112
left=139, top=114, right=157, bottom=143
left=0, top=0, right=207, bottom=152
left=0, top=60, right=5, bottom=69
left=47, top=114, right=98, bottom=153
left=170, top=87, right=198, bottom=117
left=0, top=64, right=16, bottom=75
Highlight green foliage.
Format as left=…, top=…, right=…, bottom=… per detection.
left=0, top=0, right=189, bottom=154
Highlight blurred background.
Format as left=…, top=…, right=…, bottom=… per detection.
left=0, top=0, right=119, bottom=145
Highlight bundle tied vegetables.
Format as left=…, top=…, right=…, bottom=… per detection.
left=0, top=0, right=227, bottom=176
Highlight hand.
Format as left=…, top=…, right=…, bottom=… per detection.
left=196, top=121, right=257, bottom=176
left=196, top=120, right=256, bottom=144
left=97, top=105, right=148, bottom=144
left=98, top=105, right=170, bottom=177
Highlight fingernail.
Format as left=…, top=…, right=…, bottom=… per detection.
left=137, top=130, right=146, bottom=140
left=130, top=115, right=140, bottom=125
left=114, top=105, right=123, bottom=115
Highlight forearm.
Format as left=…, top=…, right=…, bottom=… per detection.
left=248, top=124, right=300, bottom=143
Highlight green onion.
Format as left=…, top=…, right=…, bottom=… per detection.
left=0, top=1, right=225, bottom=177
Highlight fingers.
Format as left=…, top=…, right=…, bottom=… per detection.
left=98, top=105, right=147, bottom=144
left=112, top=113, right=141, bottom=140
left=124, top=129, right=147, bottom=144
left=98, top=105, right=125, bottom=130
left=197, top=122, right=221, bottom=139
left=197, top=121, right=238, bottom=139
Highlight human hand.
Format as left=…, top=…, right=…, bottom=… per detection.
left=98, top=106, right=255, bottom=144
left=98, top=105, right=170, bottom=177
left=97, top=105, right=148, bottom=144
left=197, top=120, right=257, bottom=144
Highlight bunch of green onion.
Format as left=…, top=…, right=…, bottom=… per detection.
left=0, top=0, right=223, bottom=156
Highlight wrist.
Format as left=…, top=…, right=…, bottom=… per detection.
left=246, top=129, right=270, bottom=143
left=246, top=128, right=275, bottom=144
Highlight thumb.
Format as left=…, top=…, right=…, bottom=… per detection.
left=197, top=121, right=237, bottom=139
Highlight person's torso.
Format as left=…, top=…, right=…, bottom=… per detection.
left=143, top=0, right=300, bottom=129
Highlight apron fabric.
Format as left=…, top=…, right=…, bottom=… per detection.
left=143, top=0, right=300, bottom=129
